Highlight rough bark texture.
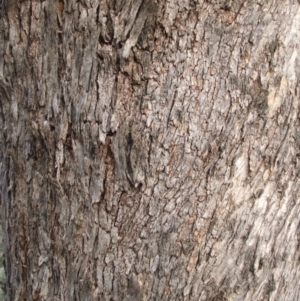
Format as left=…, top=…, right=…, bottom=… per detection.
left=1, top=0, right=300, bottom=300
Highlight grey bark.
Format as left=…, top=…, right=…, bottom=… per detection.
left=1, top=0, right=300, bottom=300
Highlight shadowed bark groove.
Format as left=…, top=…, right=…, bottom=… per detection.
left=1, top=1, right=300, bottom=301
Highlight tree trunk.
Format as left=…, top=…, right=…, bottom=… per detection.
left=1, top=0, right=300, bottom=300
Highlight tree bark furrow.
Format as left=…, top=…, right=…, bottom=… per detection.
left=2, top=1, right=300, bottom=301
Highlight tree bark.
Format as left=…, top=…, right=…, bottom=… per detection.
left=1, top=0, right=300, bottom=300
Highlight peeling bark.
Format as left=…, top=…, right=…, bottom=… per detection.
left=1, top=1, right=300, bottom=300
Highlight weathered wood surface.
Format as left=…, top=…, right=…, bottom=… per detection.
left=1, top=1, right=300, bottom=300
